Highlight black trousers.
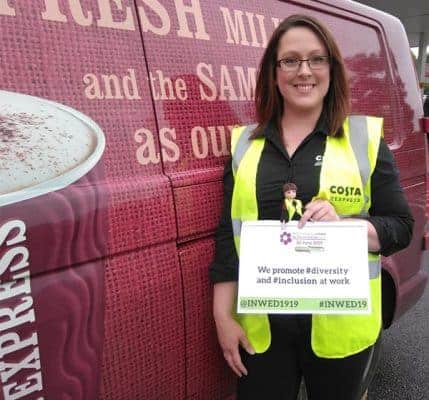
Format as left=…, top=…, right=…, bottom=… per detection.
left=237, top=314, right=381, bottom=400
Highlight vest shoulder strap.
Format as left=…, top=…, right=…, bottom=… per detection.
left=231, top=124, right=257, bottom=176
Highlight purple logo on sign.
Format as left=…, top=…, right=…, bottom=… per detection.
left=280, top=231, right=292, bottom=246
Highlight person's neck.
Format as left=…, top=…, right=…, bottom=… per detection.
left=281, top=107, right=322, bottom=138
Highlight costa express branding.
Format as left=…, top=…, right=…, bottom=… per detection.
left=329, top=185, right=363, bottom=203
left=0, top=220, right=45, bottom=400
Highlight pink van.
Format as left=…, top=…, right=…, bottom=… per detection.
left=0, top=1, right=427, bottom=399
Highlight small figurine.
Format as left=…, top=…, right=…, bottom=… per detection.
left=281, top=182, right=303, bottom=223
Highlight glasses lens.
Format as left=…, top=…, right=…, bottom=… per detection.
left=280, top=59, right=299, bottom=70
left=309, top=56, right=328, bottom=69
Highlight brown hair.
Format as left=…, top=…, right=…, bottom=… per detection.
left=253, top=14, right=350, bottom=137
left=283, top=182, right=297, bottom=192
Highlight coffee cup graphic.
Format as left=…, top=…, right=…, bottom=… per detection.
left=0, top=90, right=106, bottom=206
left=0, top=91, right=108, bottom=398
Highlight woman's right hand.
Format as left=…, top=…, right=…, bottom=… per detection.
left=214, top=315, right=255, bottom=377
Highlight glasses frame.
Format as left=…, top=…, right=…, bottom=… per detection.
left=276, top=55, right=330, bottom=72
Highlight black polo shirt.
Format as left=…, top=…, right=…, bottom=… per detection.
left=209, top=121, right=414, bottom=283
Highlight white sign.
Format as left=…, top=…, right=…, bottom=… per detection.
left=237, top=220, right=371, bottom=314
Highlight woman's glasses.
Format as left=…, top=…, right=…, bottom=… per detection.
left=276, top=55, right=330, bottom=72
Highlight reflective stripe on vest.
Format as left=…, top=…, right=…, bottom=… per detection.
left=348, top=115, right=371, bottom=215
left=231, top=116, right=383, bottom=357
left=231, top=125, right=264, bottom=253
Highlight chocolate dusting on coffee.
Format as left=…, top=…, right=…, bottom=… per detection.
left=0, top=105, right=95, bottom=196
left=0, top=112, right=43, bottom=143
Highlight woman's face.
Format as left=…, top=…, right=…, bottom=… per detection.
left=276, top=26, right=330, bottom=115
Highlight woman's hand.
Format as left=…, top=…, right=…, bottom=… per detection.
left=298, top=200, right=381, bottom=252
left=214, top=315, right=255, bottom=377
left=298, top=199, right=340, bottom=228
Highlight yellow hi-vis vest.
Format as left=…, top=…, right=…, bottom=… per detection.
left=230, top=116, right=382, bottom=358
left=284, top=198, right=303, bottom=221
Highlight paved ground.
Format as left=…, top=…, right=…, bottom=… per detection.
left=369, top=253, right=429, bottom=400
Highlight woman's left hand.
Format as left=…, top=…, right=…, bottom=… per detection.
left=298, top=199, right=340, bottom=228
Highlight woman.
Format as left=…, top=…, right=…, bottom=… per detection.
left=209, top=14, right=414, bottom=400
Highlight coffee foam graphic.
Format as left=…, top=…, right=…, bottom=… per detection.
left=0, top=91, right=105, bottom=206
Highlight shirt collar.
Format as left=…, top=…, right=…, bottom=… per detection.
left=261, top=117, right=329, bottom=141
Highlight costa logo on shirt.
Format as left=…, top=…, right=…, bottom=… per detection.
left=329, top=186, right=362, bottom=196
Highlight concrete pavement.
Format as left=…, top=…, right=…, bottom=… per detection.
left=369, top=253, right=429, bottom=400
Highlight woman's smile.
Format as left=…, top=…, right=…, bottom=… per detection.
left=292, top=83, right=316, bottom=94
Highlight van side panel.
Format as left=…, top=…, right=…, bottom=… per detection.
left=100, top=244, right=185, bottom=400
left=0, top=1, right=185, bottom=399
left=340, top=0, right=428, bottom=318
left=179, top=239, right=236, bottom=399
